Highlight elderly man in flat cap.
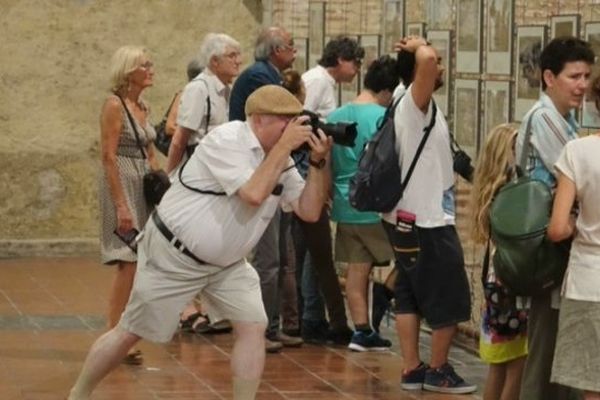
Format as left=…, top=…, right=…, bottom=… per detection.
left=68, top=85, right=333, bottom=400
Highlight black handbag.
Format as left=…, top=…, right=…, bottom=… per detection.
left=153, top=92, right=180, bottom=156
left=142, top=170, right=171, bottom=206
left=118, top=96, right=171, bottom=206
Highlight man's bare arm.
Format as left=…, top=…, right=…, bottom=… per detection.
left=166, top=125, right=194, bottom=173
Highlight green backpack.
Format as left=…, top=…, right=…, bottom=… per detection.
left=489, top=108, right=570, bottom=296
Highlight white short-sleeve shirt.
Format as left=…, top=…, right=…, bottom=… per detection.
left=555, top=135, right=600, bottom=302
left=176, top=69, right=231, bottom=144
left=302, top=65, right=337, bottom=118
left=157, top=121, right=305, bottom=267
left=382, top=85, right=455, bottom=228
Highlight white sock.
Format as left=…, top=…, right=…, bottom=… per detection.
left=233, top=377, right=261, bottom=400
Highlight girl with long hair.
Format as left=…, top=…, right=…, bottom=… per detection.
left=471, top=123, right=528, bottom=400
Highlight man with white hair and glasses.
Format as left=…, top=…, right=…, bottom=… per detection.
left=166, top=33, right=242, bottom=173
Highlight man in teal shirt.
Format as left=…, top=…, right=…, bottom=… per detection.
left=327, top=56, right=399, bottom=351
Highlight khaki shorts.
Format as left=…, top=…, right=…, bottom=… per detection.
left=119, top=217, right=267, bottom=343
left=334, top=222, right=393, bottom=264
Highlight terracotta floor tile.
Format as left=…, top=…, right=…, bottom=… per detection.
left=0, top=257, right=484, bottom=399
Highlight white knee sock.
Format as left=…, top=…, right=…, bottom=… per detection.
left=233, top=377, right=261, bottom=400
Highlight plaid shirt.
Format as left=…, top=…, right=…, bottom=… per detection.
left=515, top=93, right=579, bottom=189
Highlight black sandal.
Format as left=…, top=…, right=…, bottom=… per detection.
left=122, top=349, right=143, bottom=365
left=179, top=312, right=207, bottom=333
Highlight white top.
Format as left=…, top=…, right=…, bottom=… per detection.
left=177, top=69, right=231, bottom=145
left=382, top=85, right=455, bottom=228
left=157, top=121, right=305, bottom=267
left=555, top=135, right=600, bottom=302
left=392, top=82, right=406, bottom=100
left=302, top=65, right=337, bottom=118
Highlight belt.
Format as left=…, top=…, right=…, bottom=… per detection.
left=151, top=212, right=206, bottom=264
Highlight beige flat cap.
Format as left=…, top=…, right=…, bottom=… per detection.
left=245, top=84, right=303, bottom=116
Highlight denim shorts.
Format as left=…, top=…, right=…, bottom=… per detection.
left=383, top=221, right=471, bottom=329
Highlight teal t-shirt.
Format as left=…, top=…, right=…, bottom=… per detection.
left=327, top=103, right=386, bottom=223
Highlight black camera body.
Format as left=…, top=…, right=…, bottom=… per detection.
left=301, top=110, right=357, bottom=148
left=453, top=149, right=474, bottom=182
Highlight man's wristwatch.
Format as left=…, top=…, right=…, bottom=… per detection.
left=309, top=158, right=326, bottom=169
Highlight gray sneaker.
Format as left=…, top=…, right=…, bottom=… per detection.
left=265, top=338, right=283, bottom=353
left=274, top=332, right=304, bottom=347
left=423, top=363, right=477, bottom=394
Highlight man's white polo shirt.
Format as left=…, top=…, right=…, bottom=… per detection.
left=177, top=69, right=231, bottom=144
left=302, top=65, right=337, bottom=118
left=157, top=121, right=305, bottom=267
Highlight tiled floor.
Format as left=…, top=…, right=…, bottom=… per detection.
left=0, top=257, right=485, bottom=399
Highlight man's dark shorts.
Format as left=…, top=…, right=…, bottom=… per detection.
left=383, top=221, right=471, bottom=329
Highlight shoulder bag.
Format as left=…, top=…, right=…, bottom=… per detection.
left=153, top=92, right=180, bottom=156
left=118, top=96, right=171, bottom=207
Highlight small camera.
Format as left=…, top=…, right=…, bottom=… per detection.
left=300, top=110, right=358, bottom=148
left=453, top=149, right=474, bottom=182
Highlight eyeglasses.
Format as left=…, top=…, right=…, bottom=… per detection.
left=138, top=61, right=154, bottom=70
left=223, top=51, right=241, bottom=60
left=278, top=42, right=296, bottom=52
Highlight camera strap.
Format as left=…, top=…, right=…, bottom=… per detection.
left=177, top=156, right=226, bottom=196
left=176, top=78, right=223, bottom=195
left=448, top=131, right=460, bottom=155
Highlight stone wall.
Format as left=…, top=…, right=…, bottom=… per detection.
left=0, top=0, right=263, bottom=255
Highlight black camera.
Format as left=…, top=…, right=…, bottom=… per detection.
left=300, top=110, right=357, bottom=147
left=453, top=149, right=474, bottom=182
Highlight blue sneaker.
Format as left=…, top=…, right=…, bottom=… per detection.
left=423, top=363, right=477, bottom=394
left=401, top=362, right=428, bottom=390
left=347, top=331, right=392, bottom=352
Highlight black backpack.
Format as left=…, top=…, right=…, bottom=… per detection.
left=349, top=95, right=437, bottom=213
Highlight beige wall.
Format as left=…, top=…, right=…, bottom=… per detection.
left=0, top=0, right=262, bottom=253
left=5, top=0, right=596, bottom=244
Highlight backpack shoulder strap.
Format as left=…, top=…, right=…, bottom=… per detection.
left=378, top=94, right=404, bottom=129
left=188, top=76, right=212, bottom=132
left=519, top=107, right=544, bottom=175
left=199, top=79, right=211, bottom=130
left=401, top=100, right=437, bottom=190
left=481, top=237, right=491, bottom=286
